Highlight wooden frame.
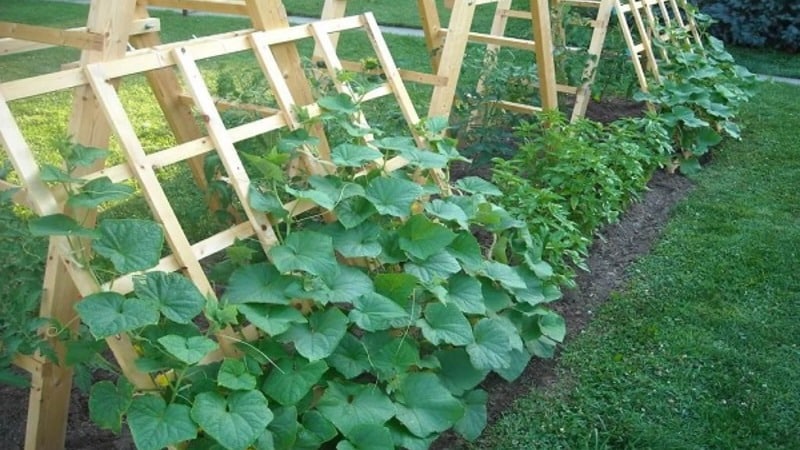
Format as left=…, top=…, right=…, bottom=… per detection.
left=1, top=3, right=431, bottom=448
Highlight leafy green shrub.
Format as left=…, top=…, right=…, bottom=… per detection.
left=636, top=25, right=756, bottom=172
left=492, top=112, right=670, bottom=282
left=24, top=97, right=568, bottom=449
left=692, top=0, right=800, bottom=51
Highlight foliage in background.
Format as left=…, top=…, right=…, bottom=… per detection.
left=636, top=24, right=756, bottom=173
left=492, top=112, right=670, bottom=284
left=692, top=0, right=800, bottom=51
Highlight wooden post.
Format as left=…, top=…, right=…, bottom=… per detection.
left=570, top=0, right=615, bottom=120
left=530, top=0, right=558, bottom=111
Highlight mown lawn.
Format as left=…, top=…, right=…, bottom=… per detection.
left=477, top=81, right=800, bottom=449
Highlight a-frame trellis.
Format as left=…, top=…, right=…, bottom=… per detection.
left=614, top=0, right=703, bottom=91
left=0, top=1, right=430, bottom=448
left=319, top=0, right=562, bottom=120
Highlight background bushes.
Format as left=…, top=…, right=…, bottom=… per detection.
left=693, top=0, right=800, bottom=51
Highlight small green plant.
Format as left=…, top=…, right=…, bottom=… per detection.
left=636, top=22, right=756, bottom=172
left=492, top=111, right=670, bottom=283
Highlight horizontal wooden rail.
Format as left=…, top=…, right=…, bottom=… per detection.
left=0, top=22, right=103, bottom=51
left=146, top=0, right=248, bottom=16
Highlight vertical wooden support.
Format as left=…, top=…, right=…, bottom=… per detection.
left=129, top=0, right=208, bottom=188
left=245, top=0, right=331, bottom=161
left=417, top=0, right=445, bottom=72
left=530, top=0, right=558, bottom=111
left=570, top=0, right=615, bottom=120
left=25, top=2, right=138, bottom=448
left=426, top=0, right=477, bottom=118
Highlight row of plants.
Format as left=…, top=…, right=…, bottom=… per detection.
left=15, top=95, right=566, bottom=450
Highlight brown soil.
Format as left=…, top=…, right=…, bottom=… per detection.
left=0, top=97, right=692, bottom=450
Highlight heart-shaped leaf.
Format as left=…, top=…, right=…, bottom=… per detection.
left=93, top=219, right=164, bottom=274
left=269, top=231, right=339, bottom=278
left=218, top=358, right=258, bottom=391
left=454, top=389, right=488, bottom=441
left=89, top=379, right=133, bottom=433
left=425, top=199, right=470, bottom=230
left=405, top=251, right=460, bottom=284
left=158, top=335, right=218, bottom=365
left=326, top=333, right=370, bottom=379
left=337, top=424, right=394, bottom=450
left=435, top=348, right=489, bottom=396
left=364, top=177, right=423, bottom=218
left=349, top=292, right=409, bottom=332
left=454, top=177, right=502, bottom=196
left=75, top=292, right=159, bottom=338
left=262, top=358, right=328, bottom=406
left=128, top=396, right=197, bottom=450
left=222, top=263, right=301, bottom=305
left=467, top=318, right=515, bottom=370
left=306, top=265, right=374, bottom=305
left=332, top=144, right=382, bottom=167
left=280, top=308, right=348, bottom=361
left=334, top=197, right=377, bottom=229
left=317, top=382, right=395, bottom=437
left=239, top=304, right=307, bottom=336
left=323, top=222, right=383, bottom=259
left=318, top=93, right=359, bottom=114
left=191, top=391, right=273, bottom=450
left=398, top=214, right=457, bottom=260
left=417, top=303, right=473, bottom=346
left=134, top=272, right=205, bottom=323
left=394, top=373, right=464, bottom=438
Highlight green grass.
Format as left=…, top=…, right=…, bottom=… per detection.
left=477, top=81, right=800, bottom=449
left=728, top=46, right=800, bottom=79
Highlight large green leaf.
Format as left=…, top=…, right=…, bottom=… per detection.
left=435, top=348, right=489, bottom=396
left=326, top=333, right=370, bottom=379
left=417, top=303, right=473, bottom=346
left=337, top=424, right=394, bottom=450
left=75, top=292, right=159, bottom=338
left=286, top=175, right=363, bottom=210
left=317, top=382, right=396, bottom=437
left=482, top=261, right=527, bottom=291
left=398, top=214, right=457, bottom=260
left=93, top=219, right=164, bottom=274
left=218, top=358, right=258, bottom=391
left=39, top=163, right=84, bottom=184
left=222, top=263, right=301, bottom=305
left=67, top=176, right=134, bottom=208
left=454, top=177, right=502, bottom=196
left=269, top=231, right=339, bottom=278
left=389, top=424, right=436, bottom=450
left=318, top=93, right=359, bottom=114
left=395, top=373, right=465, bottom=438
left=134, top=272, right=205, bottom=323
left=334, top=197, right=377, bottom=229
left=192, top=391, right=273, bottom=450
left=88, top=379, right=133, bottom=433
left=280, top=308, right=348, bottom=361
left=66, top=144, right=109, bottom=167
left=262, top=358, right=328, bottom=406
left=374, top=137, right=448, bottom=169
left=362, top=332, right=420, bottom=381
left=539, top=311, right=566, bottom=342
left=446, top=232, right=484, bottom=273
left=332, top=143, right=382, bottom=167
left=349, top=292, right=409, bottom=332
left=466, top=318, right=514, bottom=370
left=323, top=222, right=382, bottom=259
left=158, top=334, right=218, bottom=365
left=249, top=185, right=288, bottom=219
left=128, top=396, right=197, bottom=450
left=28, top=214, right=98, bottom=238
left=267, top=406, right=298, bottom=450
left=296, top=411, right=337, bottom=449
left=444, top=273, right=485, bottom=314
left=239, top=304, right=306, bottom=336
left=404, top=251, right=460, bottom=284
left=425, top=199, right=470, bottom=230
left=454, top=389, right=488, bottom=441
left=494, top=348, right=532, bottom=382
left=306, top=265, right=374, bottom=305
left=364, top=177, right=423, bottom=217
left=373, top=273, right=418, bottom=304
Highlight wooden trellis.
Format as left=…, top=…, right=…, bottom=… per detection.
left=0, top=1, right=430, bottom=448
left=615, top=0, right=702, bottom=91
left=319, top=0, right=561, bottom=120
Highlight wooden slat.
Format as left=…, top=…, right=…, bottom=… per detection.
left=173, top=46, right=280, bottom=252
left=530, top=0, right=558, bottom=111
left=0, top=21, right=104, bottom=51
left=338, top=59, right=448, bottom=86
left=0, top=18, right=160, bottom=57
left=571, top=0, right=615, bottom=121
left=493, top=100, right=543, bottom=114
left=467, top=31, right=536, bottom=51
